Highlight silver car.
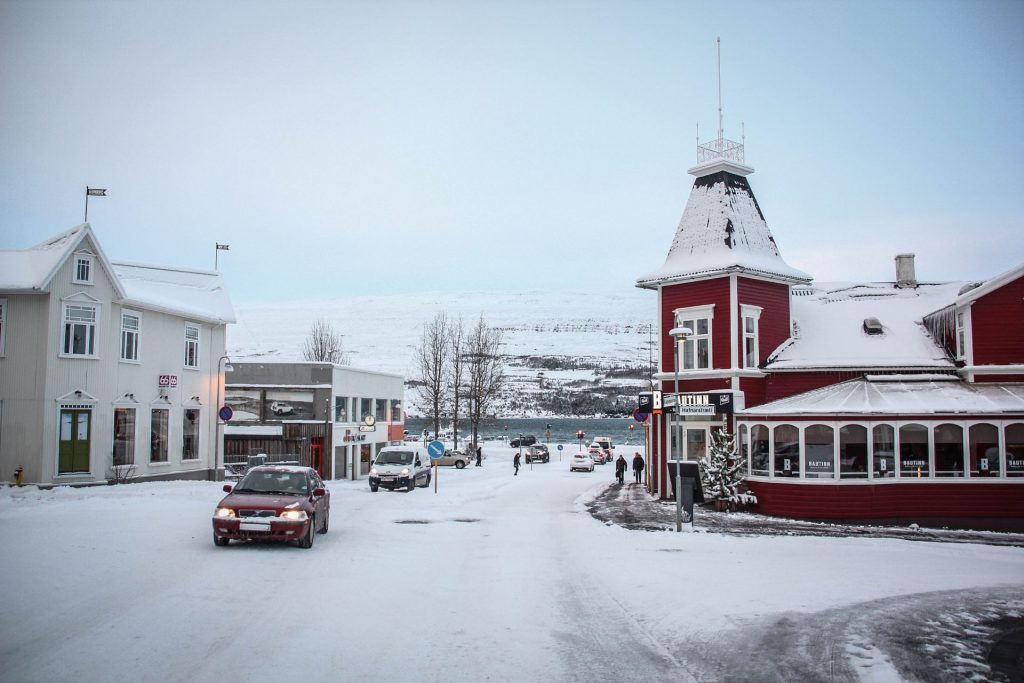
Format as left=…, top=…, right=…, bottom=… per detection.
left=434, top=449, right=473, bottom=469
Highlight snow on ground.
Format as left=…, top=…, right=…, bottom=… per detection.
left=1, top=444, right=1022, bottom=682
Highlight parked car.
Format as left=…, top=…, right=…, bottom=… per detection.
left=369, top=445, right=432, bottom=492
left=593, top=436, right=614, bottom=462
left=434, top=449, right=472, bottom=469
left=270, top=401, right=294, bottom=416
left=212, top=465, right=330, bottom=549
left=509, top=435, right=537, bottom=448
left=570, top=452, right=595, bottom=472
left=525, top=444, right=549, bottom=463
left=588, top=443, right=609, bottom=464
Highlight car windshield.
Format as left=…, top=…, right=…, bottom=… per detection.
left=235, top=470, right=308, bottom=495
left=376, top=451, right=414, bottom=465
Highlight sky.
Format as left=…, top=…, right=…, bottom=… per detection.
left=1, top=0, right=1022, bottom=305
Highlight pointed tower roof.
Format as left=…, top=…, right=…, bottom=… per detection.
left=637, top=139, right=810, bottom=289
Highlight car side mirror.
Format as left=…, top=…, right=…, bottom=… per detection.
left=415, top=459, right=421, bottom=467
left=313, top=487, right=326, bottom=497
left=222, top=484, right=233, bottom=493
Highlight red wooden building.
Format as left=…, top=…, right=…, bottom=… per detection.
left=636, top=136, right=1024, bottom=529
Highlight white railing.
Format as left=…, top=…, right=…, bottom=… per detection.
left=697, top=137, right=745, bottom=163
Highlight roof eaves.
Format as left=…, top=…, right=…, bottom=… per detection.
left=953, top=262, right=1024, bottom=307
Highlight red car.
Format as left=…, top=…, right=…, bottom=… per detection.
left=212, top=465, right=330, bottom=549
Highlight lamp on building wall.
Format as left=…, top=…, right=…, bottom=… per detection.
left=668, top=326, right=692, bottom=533
left=214, top=355, right=233, bottom=481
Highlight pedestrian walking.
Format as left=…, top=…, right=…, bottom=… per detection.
left=513, top=452, right=521, bottom=476
left=632, top=452, right=645, bottom=484
left=615, top=454, right=627, bottom=485
left=476, top=445, right=482, bottom=467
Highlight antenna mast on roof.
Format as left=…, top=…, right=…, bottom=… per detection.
left=696, top=37, right=744, bottom=165
left=717, top=36, right=723, bottom=144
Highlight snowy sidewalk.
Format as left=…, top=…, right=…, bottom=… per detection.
left=587, top=481, right=1024, bottom=547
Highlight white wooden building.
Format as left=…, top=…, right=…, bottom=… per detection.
left=0, top=224, right=235, bottom=485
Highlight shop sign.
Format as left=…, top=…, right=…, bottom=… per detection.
left=638, top=392, right=662, bottom=413
left=343, top=434, right=367, bottom=442
left=1008, top=458, right=1024, bottom=473
left=665, top=392, right=733, bottom=416
left=158, top=374, right=178, bottom=388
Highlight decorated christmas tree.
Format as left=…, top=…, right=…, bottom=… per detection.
left=699, top=428, right=757, bottom=508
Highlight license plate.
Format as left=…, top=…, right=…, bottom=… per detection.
left=239, top=521, right=270, bottom=531
left=381, top=475, right=395, bottom=481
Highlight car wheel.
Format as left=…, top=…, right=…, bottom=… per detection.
left=319, top=510, right=329, bottom=534
left=407, top=477, right=416, bottom=492
left=213, top=532, right=229, bottom=547
left=455, top=460, right=466, bottom=469
left=370, top=484, right=379, bottom=492
left=299, top=519, right=315, bottom=549
left=424, top=472, right=432, bottom=487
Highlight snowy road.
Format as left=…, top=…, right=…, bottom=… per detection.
left=2, top=446, right=1024, bottom=682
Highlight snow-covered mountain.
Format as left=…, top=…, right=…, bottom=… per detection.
left=227, top=290, right=659, bottom=416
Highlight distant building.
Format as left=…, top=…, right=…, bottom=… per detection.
left=637, top=134, right=1024, bottom=529
left=224, top=362, right=405, bottom=480
left=0, top=224, right=235, bottom=485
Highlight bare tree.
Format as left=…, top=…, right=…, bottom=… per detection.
left=448, top=316, right=465, bottom=450
left=465, top=315, right=505, bottom=452
left=302, top=319, right=347, bottom=364
left=414, top=312, right=451, bottom=439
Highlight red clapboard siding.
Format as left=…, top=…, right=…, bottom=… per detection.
left=971, top=274, right=1024, bottom=365
left=661, top=278, right=731, bottom=372
left=737, top=277, right=791, bottom=366
left=763, top=371, right=863, bottom=403
left=740, top=376, right=767, bottom=408
left=748, top=481, right=1024, bottom=520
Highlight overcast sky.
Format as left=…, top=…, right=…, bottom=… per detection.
left=2, top=0, right=1022, bottom=304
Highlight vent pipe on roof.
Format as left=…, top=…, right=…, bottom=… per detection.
left=895, top=253, right=917, bottom=289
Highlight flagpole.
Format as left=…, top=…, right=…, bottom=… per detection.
left=84, top=187, right=90, bottom=223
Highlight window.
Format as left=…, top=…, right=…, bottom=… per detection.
left=360, top=398, right=372, bottom=422
left=1006, top=423, right=1024, bottom=478
left=804, top=425, right=835, bottom=479
left=839, top=424, right=868, bottom=479
left=182, top=409, right=199, bottom=460
left=750, top=424, right=769, bottom=476
left=0, top=298, right=6, bottom=355
left=934, top=423, right=964, bottom=477
left=955, top=311, right=966, bottom=359
left=120, top=312, right=140, bottom=362
left=739, top=425, right=749, bottom=474
left=674, top=305, right=713, bottom=370
left=151, top=409, right=169, bottom=463
left=773, top=424, right=799, bottom=477
left=113, top=408, right=136, bottom=466
left=184, top=324, right=200, bottom=369
left=73, top=254, right=94, bottom=284
left=969, top=423, right=999, bottom=477
left=375, top=399, right=387, bottom=422
left=58, top=408, right=91, bottom=474
left=740, top=305, right=762, bottom=369
left=873, top=424, right=895, bottom=478
left=390, top=399, right=402, bottom=422
left=62, top=304, right=98, bottom=357
left=334, top=396, right=349, bottom=422
left=899, top=423, right=929, bottom=477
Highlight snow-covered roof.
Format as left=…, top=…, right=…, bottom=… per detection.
left=0, top=224, right=125, bottom=298
left=953, top=262, right=1024, bottom=308
left=113, top=260, right=235, bottom=324
left=766, top=281, right=964, bottom=371
left=636, top=171, right=811, bottom=288
left=739, top=377, right=1024, bottom=416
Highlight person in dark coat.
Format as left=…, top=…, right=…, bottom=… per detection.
left=513, top=452, right=521, bottom=476
left=476, top=445, right=482, bottom=467
left=632, top=452, right=645, bottom=484
left=615, top=454, right=627, bottom=484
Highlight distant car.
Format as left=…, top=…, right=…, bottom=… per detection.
left=270, top=401, right=294, bottom=416
left=509, top=435, right=537, bottom=448
left=434, top=449, right=472, bottom=469
left=525, top=444, right=549, bottom=463
left=593, top=436, right=614, bottom=462
left=212, top=465, right=330, bottom=549
left=570, top=452, right=595, bottom=472
left=588, top=443, right=609, bottom=464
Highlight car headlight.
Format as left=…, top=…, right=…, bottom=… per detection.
left=370, top=467, right=378, bottom=475
left=278, top=510, right=308, bottom=521
left=215, top=507, right=236, bottom=518
left=400, top=467, right=410, bottom=475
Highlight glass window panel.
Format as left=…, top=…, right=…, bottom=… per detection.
left=151, top=409, right=169, bottom=463
left=375, top=399, right=386, bottom=421
left=113, top=408, right=135, bottom=466
left=696, top=319, right=708, bottom=335
left=934, top=423, right=964, bottom=477
left=739, top=425, right=749, bottom=474
left=899, top=423, right=929, bottom=477
left=360, top=398, right=372, bottom=421
left=685, top=429, right=707, bottom=460
left=696, top=339, right=709, bottom=368
left=1006, top=423, right=1024, bottom=478
left=968, top=423, right=999, bottom=477
left=839, top=424, right=868, bottom=479
left=774, top=424, right=799, bottom=477
left=182, top=409, right=199, bottom=459
left=334, top=397, right=349, bottom=422
left=873, top=424, right=895, bottom=477
left=804, top=425, right=835, bottom=479
left=751, top=425, right=769, bottom=476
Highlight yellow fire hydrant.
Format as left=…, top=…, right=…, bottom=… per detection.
left=14, top=466, right=24, bottom=487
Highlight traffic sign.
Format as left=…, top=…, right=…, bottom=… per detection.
left=632, top=407, right=649, bottom=423
left=218, top=406, right=233, bottom=421
left=427, top=440, right=446, bottom=459
left=557, top=444, right=564, bottom=451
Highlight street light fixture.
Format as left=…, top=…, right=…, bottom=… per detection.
left=215, top=355, right=233, bottom=481
left=668, top=327, right=692, bottom=532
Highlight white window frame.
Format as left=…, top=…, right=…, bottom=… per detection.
left=184, top=323, right=200, bottom=369
left=61, top=303, right=99, bottom=358
left=73, top=252, right=94, bottom=284
left=955, top=307, right=971, bottom=361
left=674, top=304, right=714, bottom=371
left=0, top=298, right=6, bottom=356
left=120, top=310, right=142, bottom=363
left=740, top=304, right=762, bottom=369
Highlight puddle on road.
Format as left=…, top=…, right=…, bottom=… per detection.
left=394, top=519, right=431, bottom=524
left=656, top=548, right=684, bottom=552
left=452, top=518, right=480, bottom=523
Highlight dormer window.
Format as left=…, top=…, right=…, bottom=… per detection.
left=184, top=323, right=200, bottom=369
left=73, top=253, right=94, bottom=284
left=674, top=305, right=714, bottom=370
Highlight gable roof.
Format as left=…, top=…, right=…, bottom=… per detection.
left=0, top=223, right=126, bottom=298
left=765, top=281, right=964, bottom=371
left=953, top=262, right=1024, bottom=308
left=636, top=171, right=811, bottom=288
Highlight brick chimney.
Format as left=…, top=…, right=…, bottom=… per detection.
left=895, top=253, right=917, bottom=289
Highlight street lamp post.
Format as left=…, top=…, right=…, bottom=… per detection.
left=215, top=355, right=233, bottom=481
left=668, top=326, right=692, bottom=532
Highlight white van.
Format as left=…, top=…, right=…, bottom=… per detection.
left=369, top=445, right=432, bottom=492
